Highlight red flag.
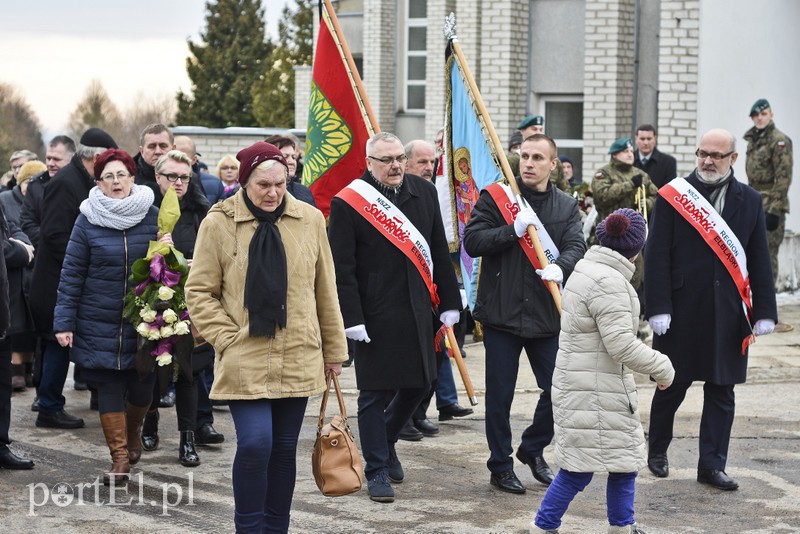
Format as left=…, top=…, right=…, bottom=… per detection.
left=302, top=6, right=374, bottom=217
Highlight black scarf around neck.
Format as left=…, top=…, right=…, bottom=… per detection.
left=242, top=190, right=288, bottom=338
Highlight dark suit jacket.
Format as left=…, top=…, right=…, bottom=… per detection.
left=635, top=147, right=677, bottom=189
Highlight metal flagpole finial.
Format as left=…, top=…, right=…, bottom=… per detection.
left=443, top=12, right=457, bottom=41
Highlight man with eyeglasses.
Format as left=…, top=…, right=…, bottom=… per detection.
left=29, top=128, right=119, bottom=430
left=644, top=128, right=777, bottom=491
left=5, top=150, right=39, bottom=192
left=744, top=99, right=794, bottom=299
left=328, top=132, right=462, bottom=503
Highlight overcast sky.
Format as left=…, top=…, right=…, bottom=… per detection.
left=0, top=0, right=289, bottom=138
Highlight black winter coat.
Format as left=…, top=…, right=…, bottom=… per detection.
left=53, top=208, right=159, bottom=371
left=28, top=156, right=94, bottom=338
left=328, top=172, right=461, bottom=390
left=19, top=171, right=50, bottom=248
left=645, top=171, right=777, bottom=384
left=3, top=218, right=33, bottom=335
left=464, top=180, right=586, bottom=338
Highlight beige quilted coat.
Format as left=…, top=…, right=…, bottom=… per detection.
left=552, top=246, right=674, bottom=473
left=185, top=190, right=348, bottom=400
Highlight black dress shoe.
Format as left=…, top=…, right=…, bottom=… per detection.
left=398, top=420, right=423, bottom=441
left=73, top=380, right=88, bottom=391
left=142, top=410, right=160, bottom=451
left=516, top=449, right=554, bottom=485
left=195, top=423, right=225, bottom=445
left=490, top=470, right=526, bottom=494
left=413, top=418, right=439, bottom=437
left=35, top=410, right=85, bottom=429
left=31, top=397, right=40, bottom=412
left=697, top=469, right=739, bottom=490
left=438, top=403, right=474, bottom=421
left=647, top=453, right=669, bottom=478
left=159, top=391, right=176, bottom=408
left=0, top=446, right=34, bottom=470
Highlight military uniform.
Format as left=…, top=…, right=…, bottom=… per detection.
left=591, top=159, right=657, bottom=289
left=744, top=120, right=793, bottom=283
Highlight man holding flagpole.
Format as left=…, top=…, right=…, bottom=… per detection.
left=328, top=132, right=462, bottom=503
left=464, top=133, right=585, bottom=494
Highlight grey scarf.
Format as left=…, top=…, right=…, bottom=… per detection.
left=697, top=168, right=733, bottom=214
left=80, top=184, right=155, bottom=230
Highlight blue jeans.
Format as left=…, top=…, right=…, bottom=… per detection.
left=434, top=355, right=459, bottom=409
left=228, top=397, right=308, bottom=534
left=483, top=326, right=557, bottom=474
left=535, top=470, right=637, bottom=529
left=37, top=339, right=71, bottom=413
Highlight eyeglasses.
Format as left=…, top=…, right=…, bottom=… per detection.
left=695, top=149, right=735, bottom=161
left=158, top=172, right=191, bottom=183
left=219, top=165, right=238, bottom=171
left=368, top=154, right=407, bottom=165
left=97, top=171, right=132, bottom=182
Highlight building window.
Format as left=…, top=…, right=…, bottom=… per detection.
left=543, top=97, right=584, bottom=181
left=404, top=0, right=427, bottom=112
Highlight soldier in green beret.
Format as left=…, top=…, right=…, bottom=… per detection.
left=591, top=137, right=657, bottom=291
left=508, top=116, right=568, bottom=192
left=744, top=99, right=794, bottom=297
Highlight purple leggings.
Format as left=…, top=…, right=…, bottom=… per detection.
left=535, top=469, right=637, bottom=530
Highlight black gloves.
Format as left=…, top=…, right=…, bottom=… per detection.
left=765, top=213, right=780, bottom=231
left=631, top=174, right=643, bottom=188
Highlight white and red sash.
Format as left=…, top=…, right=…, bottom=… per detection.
left=486, top=182, right=560, bottom=277
left=337, top=179, right=440, bottom=308
left=659, top=177, right=755, bottom=354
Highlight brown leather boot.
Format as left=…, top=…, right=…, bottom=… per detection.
left=100, top=412, right=130, bottom=485
left=126, top=403, right=149, bottom=465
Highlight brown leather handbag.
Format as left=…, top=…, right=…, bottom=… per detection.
left=311, top=370, right=364, bottom=496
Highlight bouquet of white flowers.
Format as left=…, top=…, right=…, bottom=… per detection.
left=122, top=188, right=195, bottom=381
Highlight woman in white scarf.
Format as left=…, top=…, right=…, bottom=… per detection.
left=52, top=149, right=165, bottom=485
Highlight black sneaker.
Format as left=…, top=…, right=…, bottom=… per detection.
left=368, top=471, right=395, bottom=503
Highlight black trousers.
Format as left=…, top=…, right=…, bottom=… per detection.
left=648, top=380, right=736, bottom=471
left=0, top=337, right=11, bottom=446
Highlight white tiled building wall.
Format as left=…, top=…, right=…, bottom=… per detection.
left=363, top=0, right=397, bottom=134
left=656, top=0, right=700, bottom=175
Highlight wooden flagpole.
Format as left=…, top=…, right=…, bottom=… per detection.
left=445, top=17, right=561, bottom=314
left=322, top=0, right=379, bottom=135
left=447, top=328, right=477, bottom=406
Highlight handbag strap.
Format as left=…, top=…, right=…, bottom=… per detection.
left=317, top=370, right=349, bottom=431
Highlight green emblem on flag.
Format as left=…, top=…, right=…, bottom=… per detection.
left=302, top=81, right=353, bottom=186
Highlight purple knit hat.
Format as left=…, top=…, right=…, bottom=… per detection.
left=596, top=208, right=647, bottom=258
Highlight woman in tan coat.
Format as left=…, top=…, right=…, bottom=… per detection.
left=185, top=142, right=347, bottom=534
left=531, top=209, right=674, bottom=534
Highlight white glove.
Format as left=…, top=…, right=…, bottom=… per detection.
left=439, top=310, right=461, bottom=328
left=345, top=324, right=371, bottom=343
left=753, top=319, right=775, bottom=336
left=649, top=314, right=671, bottom=336
left=513, top=206, right=537, bottom=237
left=535, top=264, right=563, bottom=284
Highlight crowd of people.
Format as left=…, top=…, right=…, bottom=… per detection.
left=0, top=95, right=792, bottom=534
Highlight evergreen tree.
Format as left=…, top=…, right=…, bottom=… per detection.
left=177, top=0, right=273, bottom=127
left=251, top=0, right=314, bottom=127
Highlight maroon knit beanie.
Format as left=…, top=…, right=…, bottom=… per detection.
left=596, top=208, right=647, bottom=259
left=236, top=142, right=288, bottom=186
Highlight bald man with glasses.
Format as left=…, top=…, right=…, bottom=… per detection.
left=644, top=128, right=777, bottom=491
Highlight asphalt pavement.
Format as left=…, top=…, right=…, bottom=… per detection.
left=2, top=294, right=800, bottom=533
